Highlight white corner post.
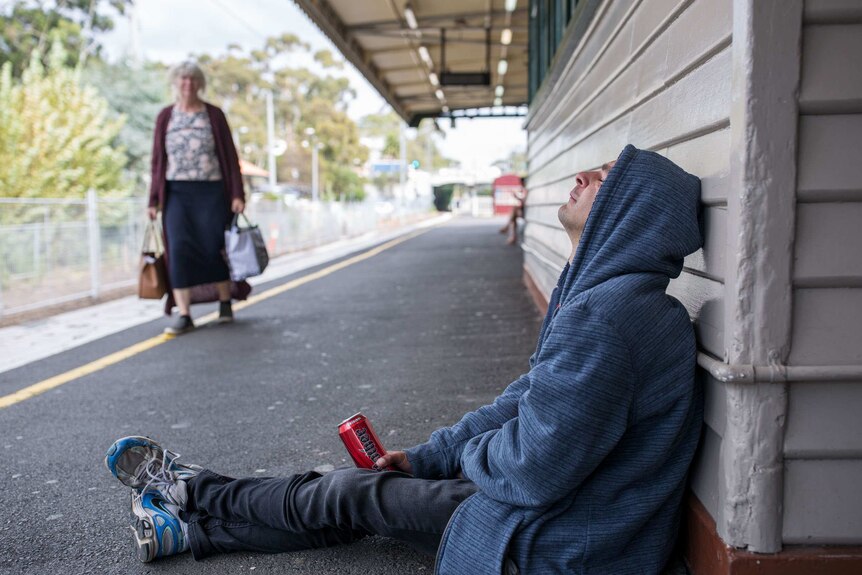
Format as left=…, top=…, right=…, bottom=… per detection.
left=720, top=0, right=802, bottom=553
left=87, top=189, right=102, bottom=299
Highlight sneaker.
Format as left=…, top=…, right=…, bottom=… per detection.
left=130, top=489, right=189, bottom=562
left=217, top=300, right=234, bottom=324
left=164, top=315, right=194, bottom=335
left=105, top=436, right=200, bottom=508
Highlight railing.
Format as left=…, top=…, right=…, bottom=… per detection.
left=0, top=192, right=431, bottom=317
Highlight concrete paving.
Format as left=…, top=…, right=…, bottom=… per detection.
left=0, top=217, right=543, bottom=574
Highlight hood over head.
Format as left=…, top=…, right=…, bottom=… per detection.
left=561, top=144, right=703, bottom=300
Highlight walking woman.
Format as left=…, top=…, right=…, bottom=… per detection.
left=148, top=61, right=246, bottom=335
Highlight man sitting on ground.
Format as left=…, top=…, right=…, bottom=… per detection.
left=105, top=144, right=704, bottom=574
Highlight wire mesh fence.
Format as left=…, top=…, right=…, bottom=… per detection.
left=0, top=193, right=431, bottom=317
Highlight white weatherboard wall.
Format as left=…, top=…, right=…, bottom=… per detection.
left=523, top=0, right=735, bottom=544
left=523, top=0, right=862, bottom=556
left=782, top=0, right=862, bottom=546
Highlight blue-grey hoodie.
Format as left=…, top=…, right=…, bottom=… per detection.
left=405, top=145, right=704, bottom=574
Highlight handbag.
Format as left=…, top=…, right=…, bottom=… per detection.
left=224, top=213, right=269, bottom=281
left=138, top=219, right=168, bottom=299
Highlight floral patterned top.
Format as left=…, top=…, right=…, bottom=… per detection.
left=165, top=107, right=222, bottom=181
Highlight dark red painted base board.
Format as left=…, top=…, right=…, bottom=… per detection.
left=685, top=494, right=862, bottom=575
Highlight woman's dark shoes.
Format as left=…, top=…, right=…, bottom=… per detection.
left=164, top=315, right=195, bottom=335
left=217, top=300, right=234, bottom=324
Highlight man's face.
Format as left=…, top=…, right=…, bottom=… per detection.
left=558, top=160, right=616, bottom=240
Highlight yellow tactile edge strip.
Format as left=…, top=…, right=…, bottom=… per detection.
left=0, top=229, right=429, bottom=410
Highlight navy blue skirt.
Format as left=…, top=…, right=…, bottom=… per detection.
left=164, top=180, right=231, bottom=289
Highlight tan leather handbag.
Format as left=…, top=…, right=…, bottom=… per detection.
left=138, top=219, right=167, bottom=299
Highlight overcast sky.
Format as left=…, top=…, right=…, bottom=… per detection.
left=99, top=0, right=526, bottom=170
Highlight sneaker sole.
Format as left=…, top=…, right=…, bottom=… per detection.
left=130, top=495, right=157, bottom=563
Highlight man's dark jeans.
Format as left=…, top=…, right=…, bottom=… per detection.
left=183, top=467, right=479, bottom=560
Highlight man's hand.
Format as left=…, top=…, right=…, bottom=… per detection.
left=376, top=451, right=413, bottom=474
left=147, top=206, right=158, bottom=220
left=231, top=198, right=245, bottom=214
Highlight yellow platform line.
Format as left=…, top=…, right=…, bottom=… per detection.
left=0, top=229, right=428, bottom=410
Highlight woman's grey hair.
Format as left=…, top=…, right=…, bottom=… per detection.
left=169, top=61, right=207, bottom=96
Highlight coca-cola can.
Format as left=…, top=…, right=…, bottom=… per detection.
left=338, top=412, right=394, bottom=471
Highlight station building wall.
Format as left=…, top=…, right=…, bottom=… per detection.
left=782, top=0, right=862, bottom=547
left=522, top=0, right=862, bottom=569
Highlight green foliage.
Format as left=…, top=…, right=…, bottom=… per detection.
left=83, top=61, right=168, bottom=187
left=197, top=36, right=369, bottom=200
left=358, top=111, right=453, bottom=168
left=0, top=0, right=132, bottom=77
left=504, top=148, right=528, bottom=176
left=0, top=42, right=127, bottom=201
left=358, top=112, right=455, bottom=198
left=313, top=49, right=343, bottom=70
left=327, top=165, right=365, bottom=202
left=382, top=134, right=399, bottom=158
left=433, top=184, right=454, bottom=212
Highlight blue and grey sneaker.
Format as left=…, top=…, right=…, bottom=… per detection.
left=105, top=436, right=201, bottom=508
left=130, top=489, right=189, bottom=562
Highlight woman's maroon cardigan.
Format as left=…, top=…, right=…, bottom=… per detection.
left=149, top=102, right=250, bottom=315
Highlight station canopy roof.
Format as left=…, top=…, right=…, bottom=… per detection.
left=292, top=0, right=529, bottom=126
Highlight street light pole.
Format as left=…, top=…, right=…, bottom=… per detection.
left=311, top=143, right=319, bottom=203
left=304, top=127, right=320, bottom=203
left=266, top=90, right=277, bottom=190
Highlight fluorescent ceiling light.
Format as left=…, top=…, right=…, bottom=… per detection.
left=497, top=59, right=508, bottom=76
left=404, top=5, right=418, bottom=30
left=418, top=46, right=433, bottom=66
left=428, top=72, right=439, bottom=86
left=495, top=85, right=505, bottom=97
left=442, top=105, right=450, bottom=113
left=494, top=97, right=503, bottom=106
left=435, top=89, right=445, bottom=100
left=505, top=0, right=517, bottom=12
left=501, top=28, right=512, bottom=45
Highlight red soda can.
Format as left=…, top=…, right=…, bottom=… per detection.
left=338, top=412, right=394, bottom=471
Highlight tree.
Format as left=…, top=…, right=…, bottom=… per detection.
left=196, top=37, right=369, bottom=201
left=83, top=60, right=168, bottom=188
left=358, top=112, right=454, bottom=198
left=0, top=42, right=127, bottom=204
left=0, top=0, right=133, bottom=77
left=328, top=165, right=365, bottom=202
left=358, top=111, right=452, bottom=168
left=503, top=148, right=528, bottom=176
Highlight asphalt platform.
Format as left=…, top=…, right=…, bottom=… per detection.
left=0, top=217, right=543, bottom=575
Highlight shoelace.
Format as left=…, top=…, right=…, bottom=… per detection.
left=133, top=449, right=182, bottom=506
left=130, top=449, right=191, bottom=551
